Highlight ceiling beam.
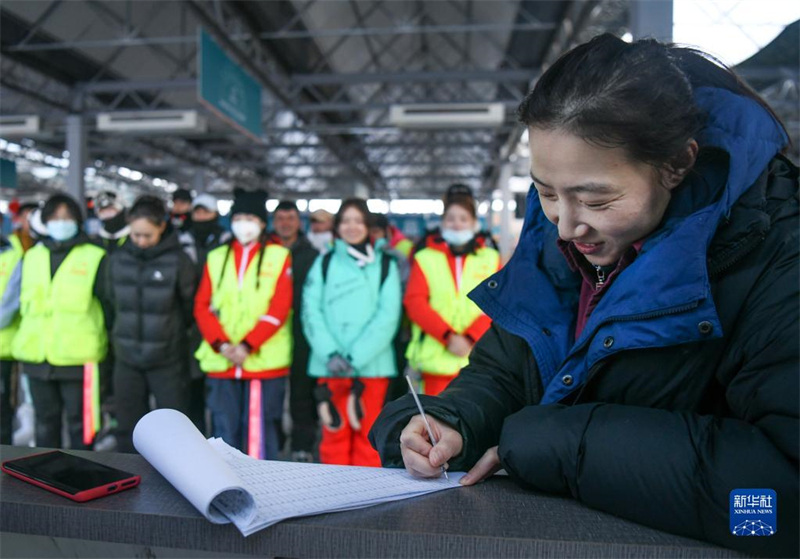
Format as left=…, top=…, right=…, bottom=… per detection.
left=290, top=69, right=535, bottom=86
left=3, top=22, right=558, bottom=53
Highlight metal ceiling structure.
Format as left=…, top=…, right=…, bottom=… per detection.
left=0, top=1, right=794, bottom=203
left=0, top=0, right=623, bottom=200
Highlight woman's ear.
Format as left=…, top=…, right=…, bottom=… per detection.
left=661, top=139, right=699, bottom=190
left=158, top=221, right=167, bottom=234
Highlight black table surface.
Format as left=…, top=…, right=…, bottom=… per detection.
left=0, top=445, right=746, bottom=558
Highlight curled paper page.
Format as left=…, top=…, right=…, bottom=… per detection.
left=133, top=408, right=255, bottom=525
left=135, top=409, right=464, bottom=537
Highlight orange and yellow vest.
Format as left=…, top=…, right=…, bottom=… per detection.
left=406, top=246, right=499, bottom=375
left=195, top=244, right=292, bottom=374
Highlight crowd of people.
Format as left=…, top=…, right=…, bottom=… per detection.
left=0, top=183, right=499, bottom=467
left=0, top=32, right=796, bottom=556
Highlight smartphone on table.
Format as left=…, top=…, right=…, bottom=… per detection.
left=2, top=450, right=141, bottom=502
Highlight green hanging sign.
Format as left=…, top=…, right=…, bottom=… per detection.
left=0, top=158, right=17, bottom=189
left=197, top=29, right=262, bottom=141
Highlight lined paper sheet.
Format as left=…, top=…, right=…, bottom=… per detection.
left=209, top=439, right=464, bottom=536
left=134, top=409, right=464, bottom=537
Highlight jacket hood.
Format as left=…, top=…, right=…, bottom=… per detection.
left=469, top=86, right=788, bottom=400
left=43, top=232, right=92, bottom=254
left=122, top=226, right=182, bottom=260
left=333, top=237, right=387, bottom=255
left=290, top=232, right=315, bottom=252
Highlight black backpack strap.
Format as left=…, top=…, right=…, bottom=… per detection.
left=380, top=252, right=392, bottom=287
left=321, top=251, right=334, bottom=283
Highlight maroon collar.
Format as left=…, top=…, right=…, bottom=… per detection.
left=557, top=239, right=646, bottom=291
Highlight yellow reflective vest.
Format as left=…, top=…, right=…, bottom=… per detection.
left=406, top=245, right=499, bottom=375
left=0, top=239, right=23, bottom=359
left=195, top=244, right=292, bottom=376
left=12, top=243, right=107, bottom=366
left=394, top=238, right=413, bottom=258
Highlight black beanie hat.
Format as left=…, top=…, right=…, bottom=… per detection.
left=173, top=188, right=193, bottom=202
left=231, top=188, right=268, bottom=223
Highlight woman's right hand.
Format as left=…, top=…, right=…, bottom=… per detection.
left=400, top=414, right=463, bottom=478
left=446, top=334, right=473, bottom=358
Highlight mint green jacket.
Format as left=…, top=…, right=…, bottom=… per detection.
left=301, top=239, right=401, bottom=378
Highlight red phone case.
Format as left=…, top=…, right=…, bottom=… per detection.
left=2, top=451, right=141, bottom=502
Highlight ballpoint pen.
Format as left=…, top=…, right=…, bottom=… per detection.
left=405, top=375, right=449, bottom=480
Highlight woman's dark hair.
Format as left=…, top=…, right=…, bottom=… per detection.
left=42, top=193, right=83, bottom=226
left=128, top=195, right=167, bottom=226
left=517, top=33, right=788, bottom=175
left=444, top=194, right=477, bottom=219
left=372, top=213, right=389, bottom=232
left=334, top=198, right=373, bottom=236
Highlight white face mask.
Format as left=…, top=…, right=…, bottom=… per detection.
left=441, top=228, right=475, bottom=247
left=307, top=231, right=333, bottom=252
left=231, top=220, right=262, bottom=245
left=46, top=220, right=79, bottom=242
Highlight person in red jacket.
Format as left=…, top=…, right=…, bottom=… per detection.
left=194, top=189, right=293, bottom=460
left=404, top=195, right=501, bottom=395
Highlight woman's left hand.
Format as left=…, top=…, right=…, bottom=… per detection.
left=459, top=446, right=501, bottom=486
left=230, top=344, right=250, bottom=366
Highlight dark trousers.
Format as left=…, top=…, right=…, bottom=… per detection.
left=187, top=376, right=207, bottom=435
left=187, top=325, right=207, bottom=434
left=28, top=376, right=88, bottom=450
left=289, top=364, right=318, bottom=454
left=207, top=376, right=286, bottom=460
left=114, top=360, right=190, bottom=453
left=0, top=360, right=15, bottom=444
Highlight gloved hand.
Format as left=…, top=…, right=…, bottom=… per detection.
left=346, top=378, right=365, bottom=431
left=326, top=352, right=353, bottom=376
left=314, top=383, right=341, bottom=430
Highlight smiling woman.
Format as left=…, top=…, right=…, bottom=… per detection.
left=302, top=198, right=402, bottom=468
left=370, top=33, right=798, bottom=557
left=528, top=128, right=694, bottom=267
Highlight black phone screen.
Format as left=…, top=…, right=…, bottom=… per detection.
left=4, top=451, right=136, bottom=494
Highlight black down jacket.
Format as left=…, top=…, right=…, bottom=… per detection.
left=108, top=230, right=197, bottom=368
left=371, top=144, right=798, bottom=558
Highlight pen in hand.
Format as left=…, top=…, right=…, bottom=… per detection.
left=405, top=375, right=449, bottom=480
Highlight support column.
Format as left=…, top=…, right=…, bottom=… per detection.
left=497, top=162, right=513, bottom=260
left=193, top=169, right=205, bottom=193
left=352, top=182, right=370, bottom=200
left=65, top=114, right=86, bottom=209
left=629, top=0, right=673, bottom=41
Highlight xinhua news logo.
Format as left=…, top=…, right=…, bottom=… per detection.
left=730, top=489, right=777, bottom=537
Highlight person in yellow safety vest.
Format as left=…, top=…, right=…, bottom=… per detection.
left=404, top=194, right=501, bottom=396
left=0, top=211, right=25, bottom=444
left=9, top=201, right=39, bottom=254
left=194, top=189, right=293, bottom=460
left=1, top=193, right=111, bottom=450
